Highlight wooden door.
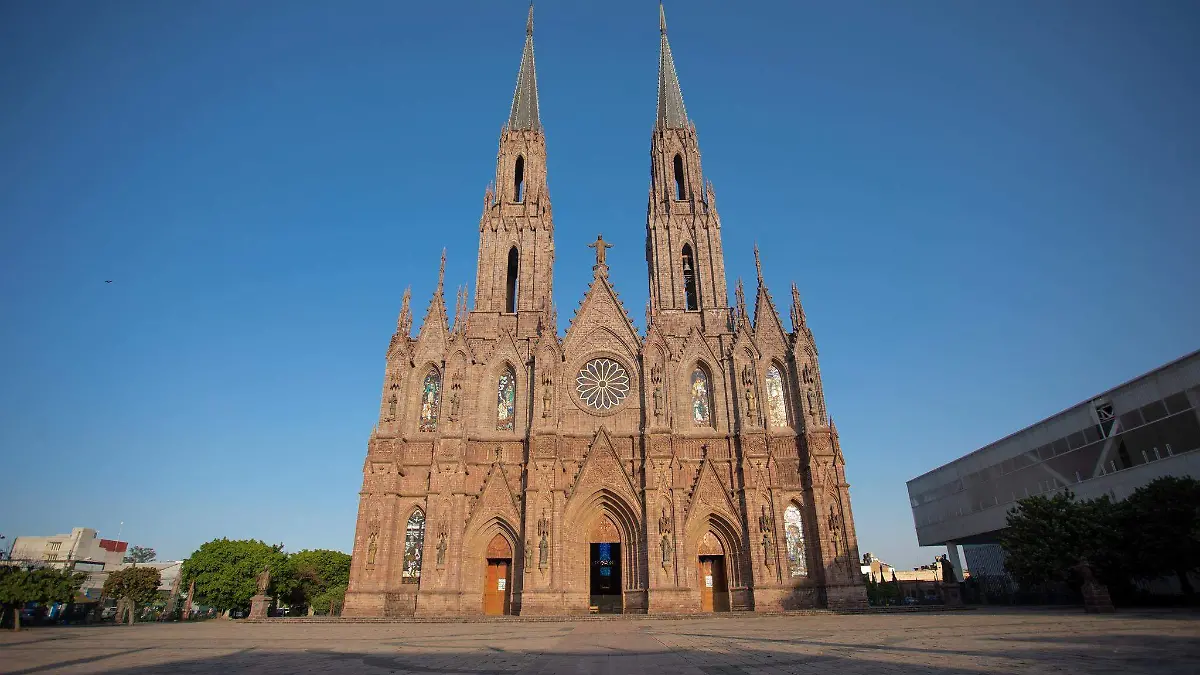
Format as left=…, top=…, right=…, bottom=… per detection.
left=483, top=560, right=510, bottom=615
left=710, top=555, right=730, bottom=612
left=698, top=557, right=714, bottom=612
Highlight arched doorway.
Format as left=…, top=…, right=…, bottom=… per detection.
left=589, top=515, right=622, bottom=613
left=483, top=533, right=513, bottom=615
left=697, top=531, right=730, bottom=612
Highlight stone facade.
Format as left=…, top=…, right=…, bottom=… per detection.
left=343, top=5, right=867, bottom=617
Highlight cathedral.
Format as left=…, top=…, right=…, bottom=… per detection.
left=343, top=5, right=867, bottom=617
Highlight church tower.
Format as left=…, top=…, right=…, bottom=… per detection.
left=645, top=5, right=729, bottom=333
left=471, top=4, right=555, bottom=339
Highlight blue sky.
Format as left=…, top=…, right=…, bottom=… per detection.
left=1, top=1, right=1197, bottom=571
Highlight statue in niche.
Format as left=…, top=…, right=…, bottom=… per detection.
left=537, top=510, right=551, bottom=569
left=661, top=533, right=672, bottom=567
left=448, top=371, right=463, bottom=421
left=651, top=363, right=664, bottom=420
left=828, top=504, right=844, bottom=561
left=541, top=372, right=553, bottom=418
left=436, top=532, right=447, bottom=567
left=741, top=365, right=757, bottom=421
left=366, top=533, right=378, bottom=565
left=762, top=531, right=774, bottom=567
left=758, top=504, right=773, bottom=533
left=524, top=543, right=533, bottom=573
left=385, top=394, right=397, bottom=421
left=657, top=504, right=672, bottom=534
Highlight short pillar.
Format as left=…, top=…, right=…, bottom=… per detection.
left=248, top=594, right=271, bottom=619
left=945, top=542, right=966, bottom=582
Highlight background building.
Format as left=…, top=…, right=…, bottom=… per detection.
left=907, top=349, right=1200, bottom=583
left=9, top=528, right=127, bottom=570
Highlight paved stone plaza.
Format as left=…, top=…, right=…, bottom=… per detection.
left=2, top=609, right=1198, bottom=674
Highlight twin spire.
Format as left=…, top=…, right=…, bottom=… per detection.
left=506, top=4, right=688, bottom=131
left=507, top=4, right=540, bottom=131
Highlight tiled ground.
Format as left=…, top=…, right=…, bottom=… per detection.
left=1, top=608, right=1198, bottom=674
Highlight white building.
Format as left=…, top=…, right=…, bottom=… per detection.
left=9, top=528, right=127, bottom=569
left=907, top=350, right=1200, bottom=581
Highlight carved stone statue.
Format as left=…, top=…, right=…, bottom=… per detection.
left=436, top=532, right=447, bottom=566
left=658, top=505, right=672, bottom=534
left=366, top=533, right=378, bottom=565
left=651, top=363, right=664, bottom=419
left=537, top=510, right=550, bottom=569
left=661, top=533, right=672, bottom=567
left=524, top=543, right=533, bottom=573
left=762, top=531, right=774, bottom=567
left=386, top=394, right=397, bottom=421
left=256, top=566, right=271, bottom=594
left=758, top=504, right=773, bottom=533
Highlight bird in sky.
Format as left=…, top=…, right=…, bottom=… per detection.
left=104, top=280, right=113, bottom=283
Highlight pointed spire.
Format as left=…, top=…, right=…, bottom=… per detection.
left=508, top=3, right=541, bottom=131
left=436, top=248, right=446, bottom=298
left=790, top=282, right=808, bottom=331
left=753, top=243, right=764, bottom=285
left=656, top=2, right=688, bottom=129
left=397, top=286, right=412, bottom=338
left=735, top=278, right=747, bottom=327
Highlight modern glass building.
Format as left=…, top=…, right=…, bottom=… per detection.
left=907, top=349, right=1200, bottom=579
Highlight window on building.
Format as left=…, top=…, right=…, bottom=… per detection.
left=514, top=156, right=525, bottom=202
left=497, top=365, right=516, bottom=431
left=673, top=154, right=685, bottom=200
left=681, top=244, right=698, bottom=310
left=765, top=365, right=788, bottom=429
left=419, top=368, right=442, bottom=432
left=402, top=509, right=425, bottom=583
left=784, top=504, right=807, bottom=577
left=505, top=246, right=519, bottom=313
left=691, top=366, right=712, bottom=426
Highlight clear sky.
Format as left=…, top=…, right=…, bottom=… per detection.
left=2, top=1, right=1197, bottom=571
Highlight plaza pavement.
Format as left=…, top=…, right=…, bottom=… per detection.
left=1, top=608, right=1198, bottom=674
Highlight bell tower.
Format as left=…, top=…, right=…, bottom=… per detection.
left=645, top=3, right=729, bottom=328
left=472, top=5, right=555, bottom=337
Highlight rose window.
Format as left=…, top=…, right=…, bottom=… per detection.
left=576, top=358, right=630, bottom=410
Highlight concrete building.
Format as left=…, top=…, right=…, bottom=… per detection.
left=344, top=5, right=867, bottom=617
left=9, top=528, right=127, bottom=570
left=907, top=349, right=1200, bottom=581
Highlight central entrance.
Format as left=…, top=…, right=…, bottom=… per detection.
left=483, top=533, right=512, bottom=616
left=697, top=531, right=730, bottom=612
left=588, top=515, right=623, bottom=614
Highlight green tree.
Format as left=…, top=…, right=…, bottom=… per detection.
left=1000, top=490, right=1121, bottom=588
left=0, top=565, right=86, bottom=631
left=1120, top=476, right=1200, bottom=595
left=180, top=539, right=286, bottom=613
left=102, top=566, right=162, bottom=625
left=277, top=549, right=351, bottom=612
left=310, top=583, right=347, bottom=615
left=123, top=546, right=157, bottom=563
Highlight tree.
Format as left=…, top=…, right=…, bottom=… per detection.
left=310, top=584, right=347, bottom=616
left=276, top=549, right=351, bottom=612
left=180, top=539, right=286, bottom=613
left=102, top=567, right=162, bottom=625
left=1120, top=476, right=1200, bottom=595
left=1000, top=490, right=1121, bottom=588
left=123, top=546, right=157, bottom=564
left=0, top=565, right=86, bottom=631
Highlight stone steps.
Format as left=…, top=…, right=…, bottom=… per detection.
left=241, top=605, right=973, bottom=623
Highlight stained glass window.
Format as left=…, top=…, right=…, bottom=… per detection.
left=691, top=367, right=711, bottom=426
left=402, top=509, right=425, bottom=583
left=419, top=368, right=441, bottom=432
left=765, top=365, right=788, bottom=429
left=784, top=504, right=807, bottom=578
left=497, top=366, right=516, bottom=431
